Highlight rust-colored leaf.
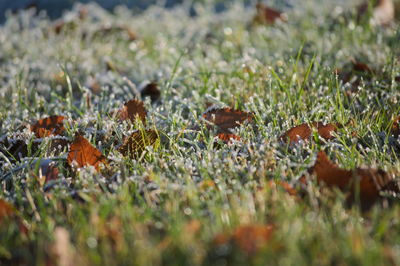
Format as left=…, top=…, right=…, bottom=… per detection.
left=280, top=122, right=339, bottom=144
left=308, top=151, right=399, bottom=209
left=215, top=133, right=241, bottom=144
left=118, top=99, right=147, bottom=124
left=30, top=116, right=66, bottom=138
left=141, top=82, right=161, bottom=103
left=0, top=199, right=15, bottom=223
left=213, top=224, right=275, bottom=255
left=253, top=3, right=287, bottom=25
left=67, top=134, right=107, bottom=171
left=202, top=107, right=254, bottom=132
left=118, top=130, right=159, bottom=159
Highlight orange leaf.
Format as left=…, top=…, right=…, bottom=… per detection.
left=67, top=134, right=107, bottom=171
left=280, top=122, right=339, bottom=144
left=118, top=99, right=147, bottom=124
left=118, top=130, right=159, bottom=159
left=215, top=133, right=241, bottom=144
left=30, top=116, right=66, bottom=138
left=308, top=151, right=399, bottom=209
left=202, top=108, right=253, bottom=132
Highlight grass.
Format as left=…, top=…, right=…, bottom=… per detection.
left=0, top=0, right=400, bottom=265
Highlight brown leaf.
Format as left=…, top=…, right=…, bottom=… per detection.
left=253, top=3, right=287, bottom=25
left=37, top=159, right=60, bottom=185
left=67, top=134, right=107, bottom=171
left=308, top=151, right=399, bottom=209
left=213, top=224, right=275, bottom=255
left=141, top=82, right=161, bottom=103
left=118, top=130, right=159, bottom=159
left=202, top=108, right=254, bottom=132
left=280, top=122, right=339, bottom=144
left=30, top=116, right=66, bottom=138
left=118, top=99, right=147, bottom=124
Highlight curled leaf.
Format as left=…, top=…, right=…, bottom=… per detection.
left=119, top=130, right=159, bottom=159
left=30, top=116, right=66, bottom=138
left=202, top=108, right=254, bottom=132
left=118, top=99, right=147, bottom=124
left=308, top=151, right=399, bottom=209
left=280, top=122, right=339, bottom=144
left=67, top=134, right=107, bottom=171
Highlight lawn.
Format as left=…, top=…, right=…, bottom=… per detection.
left=0, top=1, right=400, bottom=265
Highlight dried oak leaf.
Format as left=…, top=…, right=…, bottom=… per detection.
left=213, top=224, right=275, bottom=255
left=253, top=3, right=287, bottom=25
left=118, top=130, right=159, bottom=159
left=358, top=0, right=394, bottom=26
left=202, top=108, right=254, bottom=132
left=308, top=151, right=399, bottom=209
left=67, top=134, right=107, bottom=171
left=30, top=116, right=66, bottom=138
left=141, top=82, right=161, bottom=103
left=280, top=122, right=339, bottom=144
left=118, top=99, right=147, bottom=124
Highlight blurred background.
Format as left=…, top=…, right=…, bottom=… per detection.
left=0, top=0, right=189, bottom=22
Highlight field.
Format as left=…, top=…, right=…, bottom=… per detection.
left=0, top=1, right=400, bottom=265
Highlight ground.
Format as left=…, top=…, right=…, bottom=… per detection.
left=0, top=1, right=400, bottom=265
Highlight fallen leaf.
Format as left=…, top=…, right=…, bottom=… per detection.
left=202, top=107, right=254, bottom=132
left=30, top=116, right=66, bottom=138
left=141, top=82, right=161, bottom=103
left=36, top=159, right=59, bottom=185
left=118, top=99, right=147, bottom=124
left=308, top=151, right=399, bottom=209
left=118, top=130, right=159, bottom=159
left=391, top=116, right=400, bottom=137
left=215, top=133, right=241, bottom=144
left=213, top=224, right=275, bottom=255
left=358, top=0, right=394, bottom=26
left=67, top=134, right=107, bottom=171
left=268, top=180, right=297, bottom=196
left=280, top=122, right=339, bottom=144
left=253, top=3, right=287, bottom=25
left=0, top=199, right=15, bottom=223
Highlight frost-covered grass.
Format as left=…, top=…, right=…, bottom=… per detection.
left=0, top=1, right=400, bottom=265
